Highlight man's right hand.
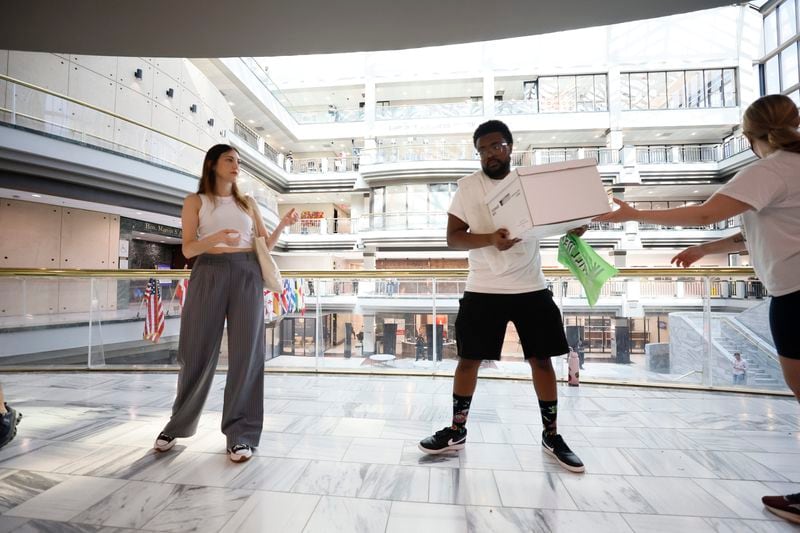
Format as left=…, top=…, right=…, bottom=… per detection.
left=671, top=245, right=705, bottom=268
left=490, top=228, right=521, bottom=251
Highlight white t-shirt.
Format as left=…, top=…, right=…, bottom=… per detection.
left=448, top=170, right=547, bottom=294
left=715, top=150, right=800, bottom=296
left=733, top=358, right=747, bottom=375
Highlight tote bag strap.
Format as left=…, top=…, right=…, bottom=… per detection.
left=247, top=197, right=262, bottom=239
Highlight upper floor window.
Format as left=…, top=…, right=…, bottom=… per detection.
left=621, top=69, right=737, bottom=110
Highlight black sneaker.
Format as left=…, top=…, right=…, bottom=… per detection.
left=154, top=432, right=176, bottom=452
left=762, top=492, right=800, bottom=524
left=418, top=426, right=467, bottom=454
left=0, top=404, right=21, bottom=450
left=542, top=433, right=585, bottom=473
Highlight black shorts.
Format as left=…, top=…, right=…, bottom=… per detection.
left=770, top=289, right=800, bottom=359
left=455, top=289, right=569, bottom=360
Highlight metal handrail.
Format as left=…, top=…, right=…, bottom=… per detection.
left=0, top=267, right=758, bottom=279
left=0, top=74, right=205, bottom=152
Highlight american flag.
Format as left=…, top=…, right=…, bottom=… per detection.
left=143, top=278, right=165, bottom=342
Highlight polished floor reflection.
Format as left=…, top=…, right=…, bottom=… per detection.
left=0, top=372, right=798, bottom=532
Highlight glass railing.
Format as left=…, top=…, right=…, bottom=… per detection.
left=0, top=267, right=790, bottom=396
left=636, top=145, right=722, bottom=164
left=0, top=74, right=206, bottom=176
left=376, top=102, right=483, bottom=120
left=288, top=156, right=358, bottom=173
left=293, top=108, right=365, bottom=124
left=287, top=217, right=355, bottom=235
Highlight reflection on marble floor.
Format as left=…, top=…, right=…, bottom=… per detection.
left=0, top=372, right=798, bottom=532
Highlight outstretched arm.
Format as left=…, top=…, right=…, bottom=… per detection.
left=595, top=194, right=752, bottom=227
left=671, top=232, right=747, bottom=268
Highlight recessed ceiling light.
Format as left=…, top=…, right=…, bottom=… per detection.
left=31, top=194, right=42, bottom=198
left=280, top=146, right=285, bottom=150
left=648, top=191, right=654, bottom=194
left=227, top=101, right=235, bottom=106
left=160, top=241, right=166, bottom=243
left=655, top=133, right=662, bottom=137
left=248, top=119, right=255, bottom=124
left=316, top=197, right=321, bottom=200
left=136, top=211, right=143, bottom=215
left=339, top=198, right=344, bottom=201
left=266, top=134, right=271, bottom=137
left=693, top=190, right=700, bottom=193
left=690, top=132, right=697, bottom=136
left=551, top=136, right=556, bottom=140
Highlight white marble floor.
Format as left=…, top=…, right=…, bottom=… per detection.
left=0, top=372, right=798, bottom=533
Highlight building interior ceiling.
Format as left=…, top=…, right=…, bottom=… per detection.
left=4, top=1, right=742, bottom=57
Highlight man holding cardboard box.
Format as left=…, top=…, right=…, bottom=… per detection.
left=418, top=120, right=585, bottom=473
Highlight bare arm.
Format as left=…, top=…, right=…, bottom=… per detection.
left=181, top=195, right=241, bottom=258
left=671, top=232, right=747, bottom=268
left=595, top=194, right=752, bottom=226
left=446, top=214, right=520, bottom=251
left=258, top=201, right=299, bottom=250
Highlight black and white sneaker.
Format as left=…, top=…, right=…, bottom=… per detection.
left=229, top=444, right=252, bottom=463
left=418, top=426, right=467, bottom=454
left=154, top=432, right=176, bottom=452
left=542, top=433, right=585, bottom=473
left=0, top=404, right=21, bottom=450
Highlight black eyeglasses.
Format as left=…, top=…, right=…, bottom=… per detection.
left=477, top=141, right=509, bottom=157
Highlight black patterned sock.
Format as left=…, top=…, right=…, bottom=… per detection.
left=539, top=399, right=558, bottom=437
left=451, top=394, right=472, bottom=430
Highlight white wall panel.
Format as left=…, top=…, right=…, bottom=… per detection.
left=0, top=50, right=7, bottom=109
left=8, top=52, right=69, bottom=93
left=152, top=69, right=181, bottom=113
left=68, top=65, right=116, bottom=111
left=70, top=55, right=117, bottom=80
left=0, top=199, right=62, bottom=268
left=116, top=57, right=153, bottom=97
left=153, top=58, right=182, bottom=83
left=115, top=85, right=152, bottom=124
left=151, top=102, right=181, bottom=138
left=178, top=118, right=201, bottom=146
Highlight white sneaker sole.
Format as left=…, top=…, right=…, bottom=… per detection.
left=542, top=445, right=585, bottom=473
left=229, top=452, right=252, bottom=463
left=154, top=438, right=176, bottom=452
left=417, top=442, right=465, bottom=455
left=764, top=505, right=800, bottom=524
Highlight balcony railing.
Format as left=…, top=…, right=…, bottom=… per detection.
left=0, top=267, right=788, bottom=394
left=288, top=156, right=358, bottom=173
left=376, top=102, right=483, bottom=121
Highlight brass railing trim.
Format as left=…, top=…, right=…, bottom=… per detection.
left=0, top=74, right=205, bottom=152
left=0, top=267, right=758, bottom=279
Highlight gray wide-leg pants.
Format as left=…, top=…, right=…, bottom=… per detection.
left=162, top=251, right=265, bottom=449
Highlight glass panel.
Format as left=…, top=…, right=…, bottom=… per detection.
left=765, top=9, right=779, bottom=54
left=781, top=42, right=799, bottom=90
left=686, top=70, right=705, bottom=108
left=629, top=73, right=649, bottom=110
left=385, top=185, right=407, bottom=229
left=372, top=187, right=385, bottom=230
left=766, top=55, right=781, bottom=95
left=594, top=74, right=608, bottom=111
left=619, top=74, right=631, bottom=110
left=576, top=75, right=595, bottom=112
left=705, top=69, right=724, bottom=107
left=667, top=71, right=686, bottom=109
left=538, top=77, right=559, bottom=112
left=648, top=72, right=667, bottom=110
left=406, top=183, right=428, bottom=229
left=557, top=76, right=577, bottom=112
left=429, top=183, right=453, bottom=213
left=790, top=89, right=800, bottom=105
left=722, top=69, right=737, bottom=106
left=779, top=0, right=797, bottom=44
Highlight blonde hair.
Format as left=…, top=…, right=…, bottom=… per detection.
left=742, top=94, right=800, bottom=154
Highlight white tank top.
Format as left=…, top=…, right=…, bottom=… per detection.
left=196, top=194, right=255, bottom=249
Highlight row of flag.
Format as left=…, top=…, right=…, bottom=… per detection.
left=142, top=277, right=306, bottom=343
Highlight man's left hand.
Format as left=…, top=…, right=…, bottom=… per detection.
left=567, top=225, right=589, bottom=237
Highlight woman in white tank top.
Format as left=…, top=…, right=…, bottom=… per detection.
left=154, top=144, right=298, bottom=463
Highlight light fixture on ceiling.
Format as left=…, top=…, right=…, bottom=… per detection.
left=655, top=133, right=662, bottom=137
left=266, top=134, right=271, bottom=137
left=693, top=190, right=700, bottom=193
left=31, top=194, right=42, bottom=198
left=136, top=211, right=143, bottom=215
left=690, top=132, right=697, bottom=136
left=248, top=119, right=255, bottom=124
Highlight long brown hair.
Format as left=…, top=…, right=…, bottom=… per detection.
left=197, top=144, right=250, bottom=212
left=743, top=94, right=800, bottom=154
